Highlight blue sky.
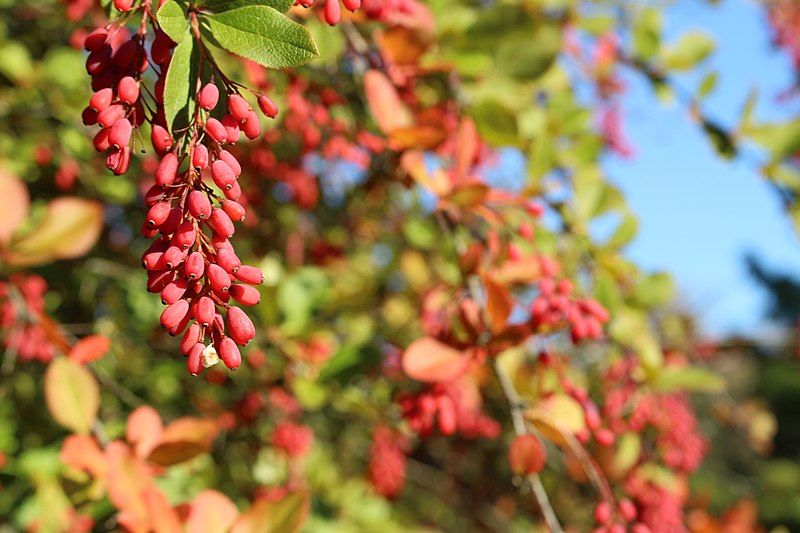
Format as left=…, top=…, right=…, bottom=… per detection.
left=604, top=0, right=800, bottom=337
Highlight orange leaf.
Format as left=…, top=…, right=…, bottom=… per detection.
left=147, top=417, right=219, bottom=466
left=143, top=486, right=182, bottom=533
left=483, top=275, right=513, bottom=334
left=389, top=125, right=447, bottom=150
left=185, top=490, right=239, bottom=533
left=5, top=197, right=103, bottom=267
left=232, top=492, right=310, bottom=533
left=363, top=70, right=413, bottom=135
left=44, top=358, right=100, bottom=434
left=126, top=406, right=164, bottom=459
left=106, top=441, right=153, bottom=533
left=68, top=335, right=111, bottom=365
left=401, top=337, right=468, bottom=383
left=60, top=434, right=107, bottom=480
left=0, top=169, right=29, bottom=247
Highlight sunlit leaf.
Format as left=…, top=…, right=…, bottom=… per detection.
left=44, top=358, right=100, bottom=434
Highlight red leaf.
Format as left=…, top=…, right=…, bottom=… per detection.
left=363, top=70, right=412, bottom=135
left=106, top=441, right=154, bottom=532
left=142, top=486, right=182, bottom=533
left=185, top=490, right=239, bottom=533
left=401, top=337, right=468, bottom=383
left=68, top=335, right=111, bottom=365
left=60, top=434, right=107, bottom=480
left=126, top=406, right=164, bottom=459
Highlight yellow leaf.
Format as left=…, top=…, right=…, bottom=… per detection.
left=44, top=358, right=99, bottom=434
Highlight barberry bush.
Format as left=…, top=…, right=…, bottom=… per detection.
left=0, top=0, right=793, bottom=531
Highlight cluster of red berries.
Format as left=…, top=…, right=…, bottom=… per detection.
left=530, top=277, right=610, bottom=343
left=80, top=1, right=287, bottom=373
left=271, top=421, right=314, bottom=458
left=82, top=24, right=156, bottom=176
left=367, top=425, right=408, bottom=498
left=295, top=0, right=361, bottom=26
left=142, top=83, right=273, bottom=374
left=592, top=498, right=642, bottom=533
left=398, top=384, right=500, bottom=439
left=0, top=275, right=57, bottom=363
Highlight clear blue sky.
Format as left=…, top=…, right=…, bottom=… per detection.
left=604, top=0, right=800, bottom=337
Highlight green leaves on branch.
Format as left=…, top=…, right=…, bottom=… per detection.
left=163, top=35, right=198, bottom=133
left=157, top=0, right=319, bottom=133
left=198, top=5, right=319, bottom=69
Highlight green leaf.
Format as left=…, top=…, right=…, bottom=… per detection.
left=163, top=34, right=197, bottom=134
left=495, top=24, right=560, bottom=81
left=470, top=100, right=518, bottom=146
left=199, top=6, right=319, bottom=69
left=660, top=31, right=715, bottom=71
left=157, top=0, right=189, bottom=44
left=744, top=120, right=800, bottom=162
left=651, top=367, right=726, bottom=393
left=633, top=8, right=661, bottom=60
left=697, top=71, right=718, bottom=99
left=200, top=0, right=294, bottom=13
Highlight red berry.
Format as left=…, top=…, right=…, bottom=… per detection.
left=89, top=88, right=113, bottom=112
left=109, top=118, right=133, bottom=148
left=227, top=93, right=251, bottom=123
left=205, top=118, right=227, bottom=143
left=230, top=284, right=260, bottom=306
left=508, top=434, right=546, bottom=475
left=208, top=208, right=235, bottom=238
left=162, top=246, right=186, bottom=269
left=161, top=299, right=189, bottom=331
left=171, top=220, right=196, bottom=250
left=324, top=0, right=341, bottom=25
left=181, top=323, right=202, bottom=355
left=192, top=144, right=209, bottom=169
left=98, top=104, right=126, bottom=128
left=227, top=306, right=255, bottom=346
left=221, top=114, right=241, bottom=144
left=218, top=337, right=241, bottom=370
left=216, top=248, right=241, bottom=273
left=84, top=28, right=108, bottom=52
left=195, top=296, right=216, bottom=327
left=187, top=190, right=212, bottom=219
left=198, top=83, right=219, bottom=111
left=146, top=201, right=171, bottom=227
left=114, top=0, right=135, bottom=12
left=117, top=76, right=140, bottom=104
left=210, top=160, right=236, bottom=191
left=221, top=200, right=245, bottom=222
left=93, top=129, right=110, bottom=152
left=155, top=152, right=179, bottom=186
left=257, top=94, right=278, bottom=118
left=208, top=264, right=232, bottom=293
left=342, top=0, right=360, bottom=10
left=187, top=342, right=203, bottom=375
left=161, top=278, right=188, bottom=304
left=184, top=251, right=205, bottom=280
left=217, top=150, right=241, bottom=176
left=235, top=265, right=264, bottom=285
left=242, top=111, right=261, bottom=140
left=151, top=124, right=173, bottom=154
